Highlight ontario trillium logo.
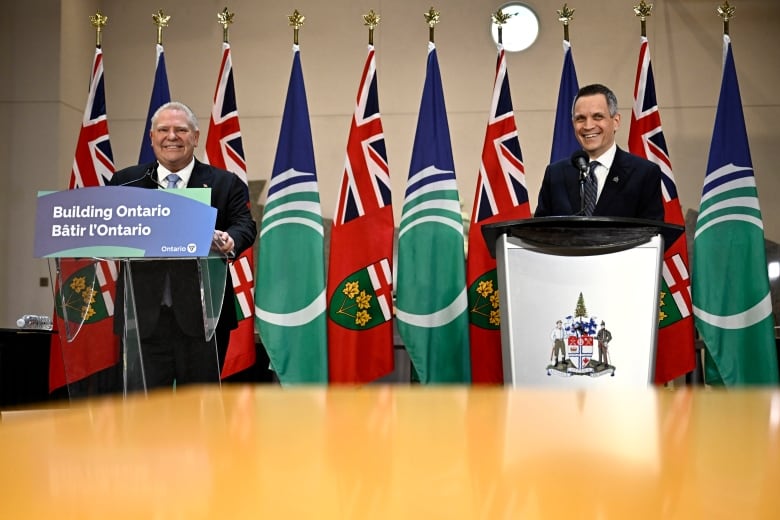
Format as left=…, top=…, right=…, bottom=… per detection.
left=468, top=270, right=500, bottom=329
left=328, top=259, right=392, bottom=331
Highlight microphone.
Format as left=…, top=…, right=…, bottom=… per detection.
left=570, top=150, right=589, bottom=182
left=114, top=162, right=165, bottom=188
left=570, top=150, right=590, bottom=216
left=145, top=163, right=167, bottom=189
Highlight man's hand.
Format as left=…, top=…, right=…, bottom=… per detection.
left=212, top=230, right=235, bottom=258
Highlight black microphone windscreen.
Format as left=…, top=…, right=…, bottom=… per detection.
left=570, top=150, right=589, bottom=171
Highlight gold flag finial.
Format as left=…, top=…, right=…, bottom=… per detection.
left=633, top=1, right=653, bottom=37
left=557, top=4, right=575, bottom=42
left=288, top=9, right=305, bottom=45
left=717, top=1, right=735, bottom=35
left=492, top=9, right=515, bottom=46
left=218, top=7, right=235, bottom=43
left=90, top=10, right=108, bottom=48
left=424, top=6, right=440, bottom=43
left=152, top=9, right=171, bottom=45
left=363, top=10, right=380, bottom=46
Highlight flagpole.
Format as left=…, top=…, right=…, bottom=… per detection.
left=364, top=9, right=380, bottom=45
left=424, top=7, right=440, bottom=44
left=289, top=9, right=305, bottom=45
left=633, top=0, right=653, bottom=37
left=218, top=7, right=235, bottom=43
left=152, top=9, right=170, bottom=45
left=492, top=9, right=513, bottom=46
left=717, top=1, right=735, bottom=35
left=557, top=3, right=575, bottom=43
left=90, top=11, right=108, bottom=48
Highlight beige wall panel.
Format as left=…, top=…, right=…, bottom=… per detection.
left=0, top=0, right=778, bottom=326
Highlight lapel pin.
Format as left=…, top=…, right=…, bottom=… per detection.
left=612, top=177, right=619, bottom=183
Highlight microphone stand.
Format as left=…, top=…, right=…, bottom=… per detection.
left=145, top=166, right=167, bottom=189
left=578, top=166, right=587, bottom=216
left=114, top=163, right=165, bottom=189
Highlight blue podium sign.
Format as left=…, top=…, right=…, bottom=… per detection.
left=34, top=187, right=217, bottom=258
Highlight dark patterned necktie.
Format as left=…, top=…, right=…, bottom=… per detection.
left=584, top=161, right=599, bottom=216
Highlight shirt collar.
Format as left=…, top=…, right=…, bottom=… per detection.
left=156, top=158, right=195, bottom=188
left=592, top=143, right=617, bottom=170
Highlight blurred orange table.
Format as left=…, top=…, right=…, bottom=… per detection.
left=1, top=385, right=778, bottom=518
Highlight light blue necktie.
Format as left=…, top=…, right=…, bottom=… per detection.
left=583, top=161, right=599, bottom=216
left=165, top=173, right=181, bottom=189
left=161, top=173, right=180, bottom=306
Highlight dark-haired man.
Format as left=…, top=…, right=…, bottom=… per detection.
left=535, top=83, right=664, bottom=220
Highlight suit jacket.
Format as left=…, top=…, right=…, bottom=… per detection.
left=109, top=160, right=257, bottom=338
left=534, top=147, right=664, bottom=221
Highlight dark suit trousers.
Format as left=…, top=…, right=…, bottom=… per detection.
left=142, top=306, right=221, bottom=389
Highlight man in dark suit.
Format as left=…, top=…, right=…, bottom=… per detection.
left=535, top=84, right=664, bottom=220
left=109, top=101, right=256, bottom=389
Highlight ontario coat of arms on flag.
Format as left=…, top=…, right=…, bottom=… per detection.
left=547, top=293, right=615, bottom=378
left=328, top=259, right=393, bottom=331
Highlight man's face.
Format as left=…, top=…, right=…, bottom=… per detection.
left=572, top=93, right=620, bottom=159
left=150, top=108, right=199, bottom=172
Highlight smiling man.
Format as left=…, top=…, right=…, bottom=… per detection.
left=535, top=84, right=664, bottom=220
left=108, top=101, right=257, bottom=391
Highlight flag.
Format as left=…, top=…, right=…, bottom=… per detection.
left=49, top=46, right=119, bottom=391
left=327, top=45, right=394, bottom=383
left=204, top=42, right=256, bottom=379
left=396, top=43, right=470, bottom=384
left=692, top=35, right=778, bottom=386
left=550, top=40, right=580, bottom=163
left=628, top=35, right=696, bottom=384
left=138, top=44, right=171, bottom=163
left=255, top=46, right=328, bottom=384
left=466, top=45, right=531, bottom=384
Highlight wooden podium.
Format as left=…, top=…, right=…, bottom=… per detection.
left=482, top=217, right=683, bottom=388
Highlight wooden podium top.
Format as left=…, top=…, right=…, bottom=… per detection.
left=1, top=385, right=777, bottom=518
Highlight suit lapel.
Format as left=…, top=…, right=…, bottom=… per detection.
left=187, top=160, right=213, bottom=188
left=595, top=148, right=632, bottom=213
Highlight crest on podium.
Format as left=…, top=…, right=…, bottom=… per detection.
left=546, top=293, right=616, bottom=378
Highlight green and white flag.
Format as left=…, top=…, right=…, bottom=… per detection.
left=396, top=43, right=470, bottom=384
left=692, top=35, right=778, bottom=385
left=255, top=46, right=328, bottom=384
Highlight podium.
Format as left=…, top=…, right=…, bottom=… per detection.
left=50, top=256, right=227, bottom=397
left=36, top=186, right=227, bottom=398
left=482, top=217, right=683, bottom=388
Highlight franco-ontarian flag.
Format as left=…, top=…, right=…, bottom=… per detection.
left=255, top=45, right=328, bottom=384
left=396, top=42, right=470, bottom=384
left=692, top=35, right=778, bottom=386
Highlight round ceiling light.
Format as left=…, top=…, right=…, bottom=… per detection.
left=490, top=3, right=540, bottom=52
